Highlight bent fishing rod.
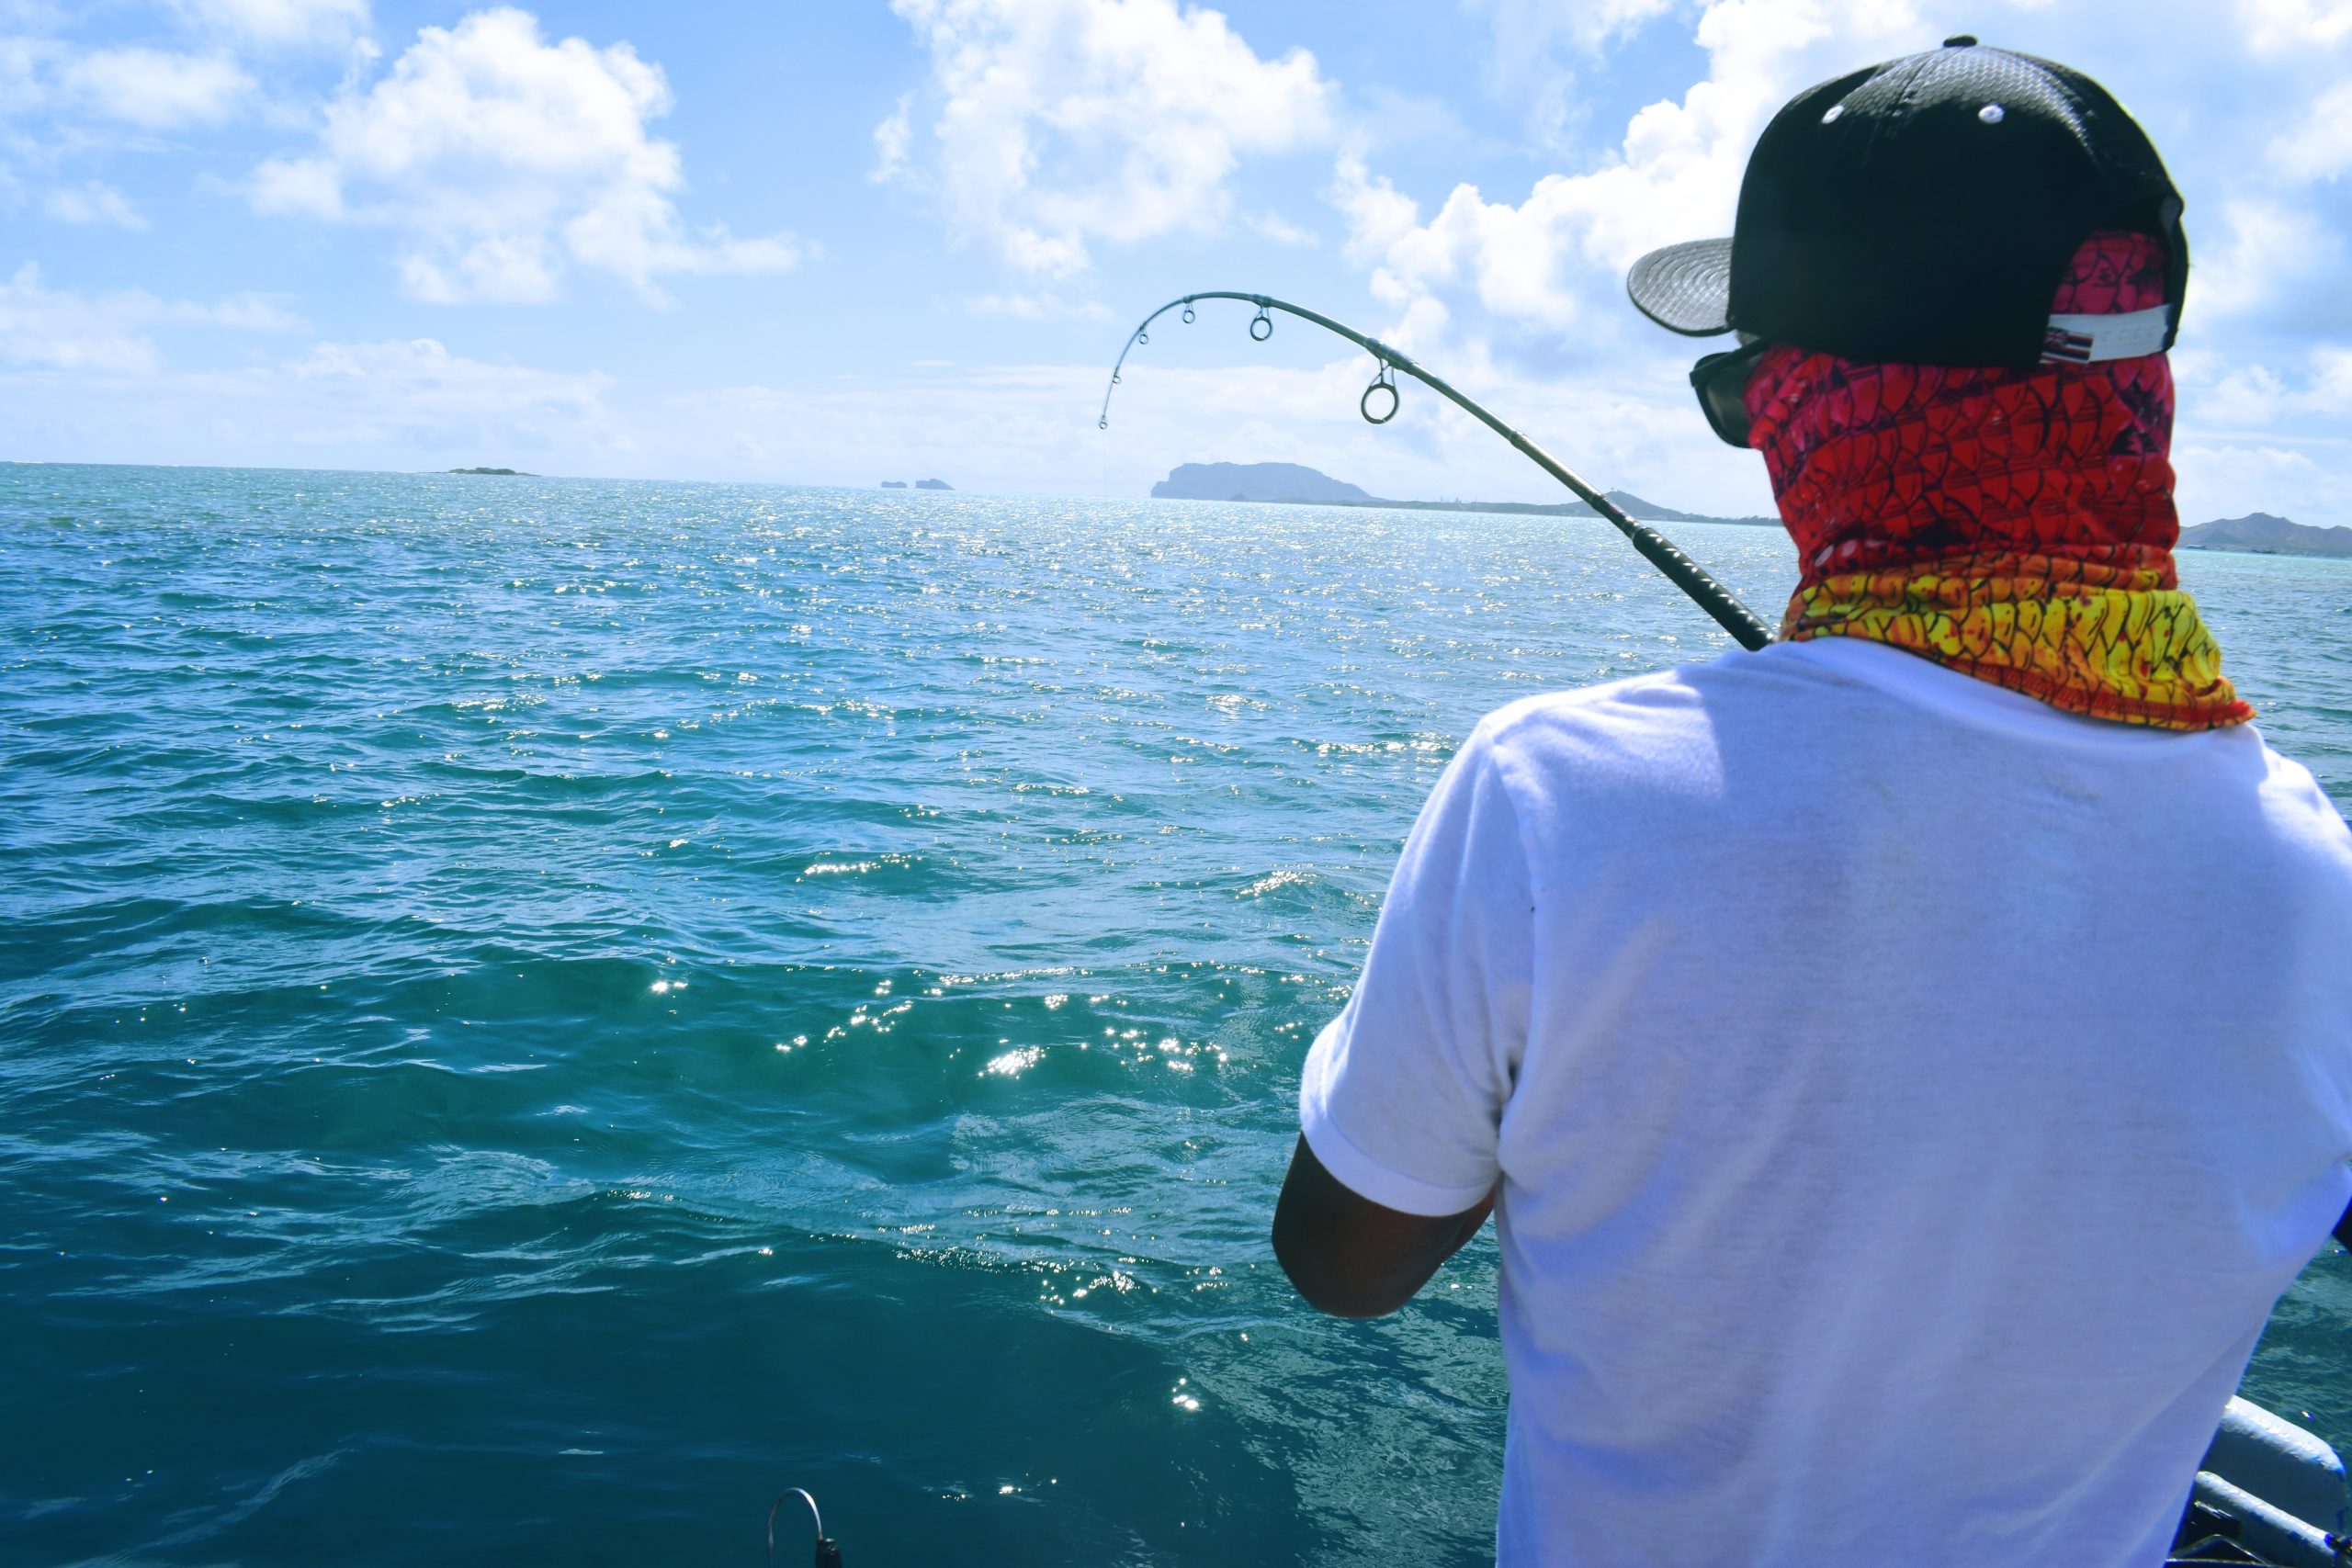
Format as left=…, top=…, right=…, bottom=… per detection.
left=1099, top=292, right=1775, bottom=652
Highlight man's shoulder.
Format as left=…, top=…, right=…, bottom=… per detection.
left=1472, top=651, right=1790, bottom=760
left=2251, top=744, right=2352, bottom=863
left=1483, top=661, right=1717, bottom=731
left=1458, top=659, right=1760, bottom=808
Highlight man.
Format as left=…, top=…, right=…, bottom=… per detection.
left=1272, top=39, right=2352, bottom=1568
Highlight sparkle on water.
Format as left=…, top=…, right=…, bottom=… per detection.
left=3, top=464, right=2346, bottom=1565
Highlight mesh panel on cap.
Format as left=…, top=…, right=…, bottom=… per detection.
left=1917, top=49, right=2094, bottom=145
left=1625, top=238, right=1736, bottom=336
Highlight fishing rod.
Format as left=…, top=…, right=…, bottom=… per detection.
left=1099, top=292, right=1775, bottom=652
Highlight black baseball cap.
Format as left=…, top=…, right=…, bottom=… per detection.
left=1626, top=38, right=2188, bottom=368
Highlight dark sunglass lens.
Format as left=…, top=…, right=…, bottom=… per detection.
left=1688, top=344, right=1763, bottom=448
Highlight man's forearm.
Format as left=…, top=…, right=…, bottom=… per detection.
left=1273, top=1135, right=1497, bottom=1318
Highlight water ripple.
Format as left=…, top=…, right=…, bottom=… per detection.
left=2, top=464, right=2345, bottom=1565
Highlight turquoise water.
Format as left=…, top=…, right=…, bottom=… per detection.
left=3, top=463, right=2347, bottom=1566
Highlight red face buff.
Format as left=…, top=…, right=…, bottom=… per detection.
left=1743, top=231, right=2252, bottom=731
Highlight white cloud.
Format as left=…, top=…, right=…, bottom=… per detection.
left=275, top=335, right=616, bottom=451
left=2234, top=0, right=2352, bottom=57
left=1329, top=154, right=1419, bottom=269
left=246, top=6, right=800, bottom=304
left=1247, top=209, right=1317, bottom=247
left=872, top=93, right=912, bottom=184
left=0, top=35, right=53, bottom=119
left=0, top=265, right=163, bottom=373
left=173, top=0, right=372, bottom=51
left=0, top=332, right=621, bottom=468
left=967, top=291, right=1113, bottom=321
left=2172, top=441, right=2346, bottom=531
left=42, top=180, right=147, bottom=230
left=61, top=46, right=254, bottom=128
left=1461, top=0, right=1679, bottom=146
left=2195, top=197, right=2343, bottom=318
left=882, top=0, right=1338, bottom=277
left=0, top=261, right=302, bottom=374
left=2177, top=342, right=2352, bottom=428
left=2268, top=75, right=2352, bottom=181
left=1334, top=0, right=1933, bottom=342
left=2177, top=353, right=2294, bottom=431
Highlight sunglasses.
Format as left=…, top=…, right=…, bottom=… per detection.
left=1689, top=338, right=1771, bottom=449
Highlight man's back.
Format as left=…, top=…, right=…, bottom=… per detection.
left=1299, top=637, right=2352, bottom=1565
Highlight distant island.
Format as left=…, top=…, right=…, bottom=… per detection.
left=2178, top=513, right=2352, bottom=558
left=1153, top=461, right=1375, bottom=504
left=1150, top=461, right=1777, bottom=526
left=450, top=467, right=533, bottom=476
left=880, top=478, right=954, bottom=491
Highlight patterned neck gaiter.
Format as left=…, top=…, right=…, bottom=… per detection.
left=1744, top=231, right=2251, bottom=730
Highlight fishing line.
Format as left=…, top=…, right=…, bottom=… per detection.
left=1099, top=292, right=1775, bottom=652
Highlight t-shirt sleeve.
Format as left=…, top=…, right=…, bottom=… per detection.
left=1299, top=717, right=1534, bottom=1216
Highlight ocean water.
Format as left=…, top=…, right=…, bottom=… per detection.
left=3, top=463, right=2347, bottom=1567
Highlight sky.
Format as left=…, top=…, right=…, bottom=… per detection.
left=6, top=0, right=2352, bottom=523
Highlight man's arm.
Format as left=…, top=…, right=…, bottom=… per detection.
left=1272, top=1134, right=1496, bottom=1318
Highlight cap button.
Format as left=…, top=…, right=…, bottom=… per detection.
left=1943, top=33, right=1977, bottom=46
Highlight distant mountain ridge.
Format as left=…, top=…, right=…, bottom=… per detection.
left=1154, top=466, right=2352, bottom=556
left=2178, top=513, right=2352, bottom=558
left=1151, top=461, right=1774, bottom=525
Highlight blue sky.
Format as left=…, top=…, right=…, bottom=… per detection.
left=7, top=0, right=2352, bottom=523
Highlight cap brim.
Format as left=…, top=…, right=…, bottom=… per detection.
left=1626, top=238, right=1735, bottom=336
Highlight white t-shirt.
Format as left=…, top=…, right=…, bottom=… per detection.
left=1301, top=637, right=2352, bottom=1567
